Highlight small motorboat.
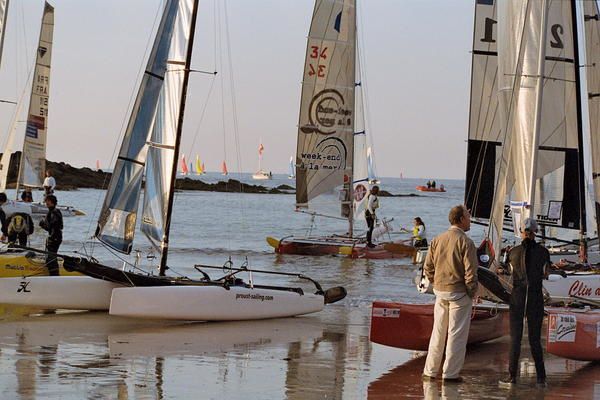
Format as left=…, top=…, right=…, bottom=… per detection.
left=546, top=307, right=600, bottom=361
left=415, top=185, right=446, bottom=193
left=252, top=169, right=272, bottom=180
left=370, top=301, right=509, bottom=350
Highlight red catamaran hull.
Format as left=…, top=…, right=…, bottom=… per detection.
left=272, top=238, right=415, bottom=259
left=546, top=308, right=600, bottom=361
left=370, top=301, right=509, bottom=350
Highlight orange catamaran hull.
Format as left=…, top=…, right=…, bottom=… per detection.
left=546, top=307, right=600, bottom=361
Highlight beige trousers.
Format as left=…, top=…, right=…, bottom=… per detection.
left=423, top=290, right=473, bottom=379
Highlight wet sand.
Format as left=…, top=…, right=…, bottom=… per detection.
left=0, top=304, right=598, bottom=399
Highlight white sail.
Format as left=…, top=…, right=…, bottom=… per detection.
left=288, top=155, right=295, bottom=178
left=0, top=0, right=9, bottom=69
left=491, top=0, right=584, bottom=244
left=96, top=0, right=183, bottom=254
left=465, top=0, right=502, bottom=221
left=18, top=2, right=53, bottom=190
left=296, top=0, right=356, bottom=216
left=141, top=0, right=193, bottom=254
left=584, top=0, right=600, bottom=237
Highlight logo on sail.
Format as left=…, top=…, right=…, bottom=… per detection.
left=38, top=46, right=47, bottom=58
left=25, top=115, right=45, bottom=139
left=299, top=137, right=347, bottom=171
left=300, top=89, right=352, bottom=135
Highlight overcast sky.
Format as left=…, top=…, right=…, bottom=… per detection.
left=0, top=0, right=474, bottom=179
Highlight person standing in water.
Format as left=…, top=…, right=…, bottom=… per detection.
left=39, top=195, right=62, bottom=276
left=422, top=205, right=478, bottom=383
left=499, top=218, right=548, bottom=388
left=412, top=217, right=427, bottom=248
left=365, top=186, right=380, bottom=248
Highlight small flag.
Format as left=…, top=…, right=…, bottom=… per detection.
left=258, top=143, right=264, bottom=156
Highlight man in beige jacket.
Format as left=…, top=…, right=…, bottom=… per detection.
left=422, top=205, right=478, bottom=383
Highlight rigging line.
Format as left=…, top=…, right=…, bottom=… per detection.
left=84, top=1, right=165, bottom=243
left=223, top=0, right=248, bottom=239
left=186, top=76, right=217, bottom=164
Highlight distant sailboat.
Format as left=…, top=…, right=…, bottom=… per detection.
left=180, top=155, right=189, bottom=175
left=96, top=159, right=101, bottom=171
left=288, top=155, right=295, bottom=179
left=195, top=155, right=203, bottom=175
left=266, top=0, right=405, bottom=259
left=221, top=160, right=228, bottom=175
left=0, top=2, right=84, bottom=217
left=252, top=142, right=272, bottom=180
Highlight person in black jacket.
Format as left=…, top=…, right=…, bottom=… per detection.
left=0, top=192, right=7, bottom=241
left=39, top=195, right=62, bottom=276
left=499, top=218, right=549, bottom=388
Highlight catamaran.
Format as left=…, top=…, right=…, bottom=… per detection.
left=0, top=1, right=83, bottom=218
left=266, top=0, right=409, bottom=259
left=194, top=154, right=204, bottom=174
left=53, top=0, right=345, bottom=319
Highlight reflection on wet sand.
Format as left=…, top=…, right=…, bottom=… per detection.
left=368, top=337, right=600, bottom=399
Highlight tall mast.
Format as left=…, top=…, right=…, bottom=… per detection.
left=570, top=0, right=588, bottom=261
left=348, top=11, right=358, bottom=238
left=526, top=0, right=549, bottom=218
left=159, top=0, right=199, bottom=275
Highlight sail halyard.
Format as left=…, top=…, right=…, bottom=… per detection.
left=95, top=0, right=182, bottom=254
left=156, top=0, right=199, bottom=276
left=16, top=1, right=53, bottom=193
left=295, top=0, right=356, bottom=234
left=352, top=37, right=369, bottom=224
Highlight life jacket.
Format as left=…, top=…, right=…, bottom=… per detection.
left=8, top=214, right=26, bottom=234
left=413, top=225, right=425, bottom=241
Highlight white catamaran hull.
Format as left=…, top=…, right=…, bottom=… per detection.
left=544, top=273, right=600, bottom=302
left=109, top=285, right=325, bottom=320
left=2, top=200, right=84, bottom=218
left=0, top=276, right=119, bottom=310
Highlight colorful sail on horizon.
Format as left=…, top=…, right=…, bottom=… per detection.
left=221, top=160, right=228, bottom=175
left=195, top=155, right=203, bottom=174
left=181, top=155, right=189, bottom=175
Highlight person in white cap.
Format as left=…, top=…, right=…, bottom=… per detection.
left=499, top=217, right=549, bottom=389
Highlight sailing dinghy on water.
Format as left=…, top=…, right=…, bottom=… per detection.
left=266, top=0, right=409, bottom=259
left=57, top=0, right=345, bottom=320
left=0, top=2, right=83, bottom=218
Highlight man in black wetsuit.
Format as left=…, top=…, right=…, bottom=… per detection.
left=39, top=195, right=63, bottom=276
left=499, top=218, right=549, bottom=389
